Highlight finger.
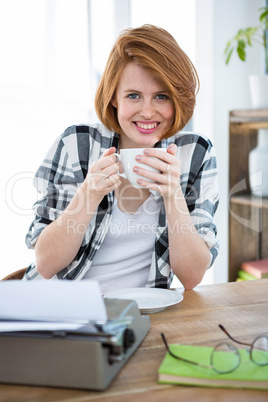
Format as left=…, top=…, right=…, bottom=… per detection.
left=104, top=174, right=121, bottom=190
left=167, top=144, right=177, bottom=155
left=136, top=178, right=163, bottom=193
left=90, top=153, right=118, bottom=173
left=105, top=173, right=120, bottom=185
left=134, top=166, right=166, bottom=184
left=102, top=162, right=120, bottom=177
left=135, top=154, right=174, bottom=174
left=101, top=147, right=117, bottom=158
left=100, top=147, right=117, bottom=167
left=134, top=163, right=180, bottom=190
left=138, top=148, right=174, bottom=165
left=104, top=176, right=114, bottom=187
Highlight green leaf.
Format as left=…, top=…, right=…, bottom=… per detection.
left=224, top=41, right=233, bottom=55
left=237, top=45, right=246, bottom=61
left=237, top=39, right=246, bottom=48
left=225, top=47, right=234, bottom=65
left=224, top=6, right=268, bottom=68
left=247, top=37, right=252, bottom=46
left=248, top=27, right=258, bottom=34
left=259, top=9, right=268, bottom=23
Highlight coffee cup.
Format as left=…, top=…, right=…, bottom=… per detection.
left=112, top=148, right=167, bottom=188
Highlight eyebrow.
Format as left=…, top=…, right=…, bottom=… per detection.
left=123, top=89, right=168, bottom=94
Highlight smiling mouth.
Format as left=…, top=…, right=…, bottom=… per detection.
left=134, top=122, right=159, bottom=130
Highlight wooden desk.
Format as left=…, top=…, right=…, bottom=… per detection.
left=1, top=280, right=268, bottom=402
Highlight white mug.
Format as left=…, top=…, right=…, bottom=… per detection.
left=112, top=148, right=167, bottom=188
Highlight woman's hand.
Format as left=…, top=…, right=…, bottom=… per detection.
left=85, top=147, right=121, bottom=199
left=35, top=147, right=120, bottom=280
left=134, top=144, right=180, bottom=198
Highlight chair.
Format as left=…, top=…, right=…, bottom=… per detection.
left=1, top=268, right=27, bottom=281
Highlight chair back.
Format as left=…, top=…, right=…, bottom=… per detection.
left=1, top=268, right=27, bottom=281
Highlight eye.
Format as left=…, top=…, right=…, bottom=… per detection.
left=127, top=93, right=140, bottom=99
left=156, top=94, right=169, bottom=100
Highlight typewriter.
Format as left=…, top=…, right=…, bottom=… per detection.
left=0, top=282, right=150, bottom=390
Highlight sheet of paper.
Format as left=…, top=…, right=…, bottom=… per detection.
left=0, top=321, right=84, bottom=332
left=0, top=280, right=107, bottom=331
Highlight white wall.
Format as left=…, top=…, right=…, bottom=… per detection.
left=1, top=0, right=265, bottom=282
left=194, top=0, right=264, bottom=283
left=0, top=1, right=91, bottom=279
left=1, top=0, right=198, bottom=280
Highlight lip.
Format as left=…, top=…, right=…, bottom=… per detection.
left=133, top=121, right=160, bottom=134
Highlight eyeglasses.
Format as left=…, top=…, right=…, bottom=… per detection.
left=161, top=324, right=268, bottom=374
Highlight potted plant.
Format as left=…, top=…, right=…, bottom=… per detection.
left=224, top=6, right=268, bottom=108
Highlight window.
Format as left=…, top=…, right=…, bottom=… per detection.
left=2, top=0, right=200, bottom=281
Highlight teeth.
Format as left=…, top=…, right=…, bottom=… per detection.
left=136, top=122, right=158, bottom=129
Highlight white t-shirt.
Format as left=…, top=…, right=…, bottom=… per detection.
left=83, top=194, right=160, bottom=294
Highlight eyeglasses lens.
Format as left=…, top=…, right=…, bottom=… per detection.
left=251, top=336, right=268, bottom=366
left=211, top=342, right=240, bottom=374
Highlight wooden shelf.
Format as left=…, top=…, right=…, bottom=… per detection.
left=230, top=194, right=268, bottom=209
left=228, top=109, right=268, bottom=282
left=229, top=109, right=268, bottom=134
left=230, top=108, right=268, bottom=122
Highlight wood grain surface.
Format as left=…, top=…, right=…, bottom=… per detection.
left=1, top=279, right=268, bottom=402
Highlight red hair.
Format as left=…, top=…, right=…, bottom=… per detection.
left=95, top=24, right=199, bottom=139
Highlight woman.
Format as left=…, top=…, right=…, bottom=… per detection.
left=24, top=25, right=219, bottom=291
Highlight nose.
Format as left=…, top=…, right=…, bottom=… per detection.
left=139, top=100, right=155, bottom=119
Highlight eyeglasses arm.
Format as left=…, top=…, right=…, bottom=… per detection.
left=218, top=324, right=251, bottom=347
left=160, top=333, right=212, bottom=370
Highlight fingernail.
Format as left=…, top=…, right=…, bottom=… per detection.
left=144, top=149, right=150, bottom=154
left=136, top=155, right=141, bottom=161
left=133, top=167, right=139, bottom=172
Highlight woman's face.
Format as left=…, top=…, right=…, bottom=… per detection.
left=112, top=63, right=174, bottom=148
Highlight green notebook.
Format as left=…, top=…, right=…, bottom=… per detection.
left=158, top=344, right=268, bottom=390
left=237, top=270, right=257, bottom=281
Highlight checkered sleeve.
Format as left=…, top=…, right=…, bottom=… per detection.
left=25, top=133, right=78, bottom=249
left=183, top=136, right=219, bottom=266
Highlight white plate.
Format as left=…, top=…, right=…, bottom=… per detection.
left=104, top=288, right=183, bottom=314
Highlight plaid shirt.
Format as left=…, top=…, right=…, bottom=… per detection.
left=24, top=123, right=219, bottom=287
